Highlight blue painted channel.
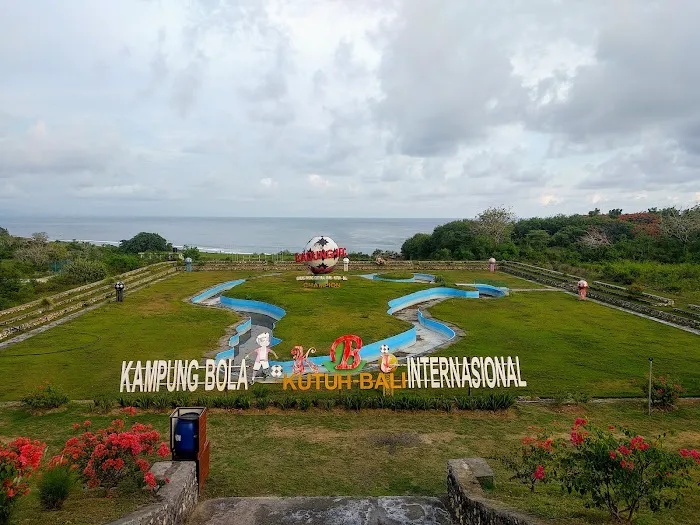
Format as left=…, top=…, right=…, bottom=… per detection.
left=191, top=278, right=507, bottom=372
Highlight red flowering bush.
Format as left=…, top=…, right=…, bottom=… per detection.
left=505, top=418, right=700, bottom=522
left=501, top=427, right=562, bottom=492
left=642, top=375, right=682, bottom=409
left=51, top=417, right=170, bottom=495
left=0, top=437, right=46, bottom=525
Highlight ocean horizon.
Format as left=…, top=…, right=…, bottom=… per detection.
left=0, top=216, right=455, bottom=254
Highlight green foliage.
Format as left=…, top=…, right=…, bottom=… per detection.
left=93, top=395, right=116, bottom=414
left=504, top=419, right=700, bottom=522
left=643, top=376, right=683, bottom=409
left=103, top=253, right=141, bottom=274
left=20, top=384, right=69, bottom=410
left=182, top=245, right=202, bottom=261
left=56, top=259, right=107, bottom=285
left=119, top=232, right=169, bottom=254
left=38, top=467, right=76, bottom=510
left=560, top=421, right=699, bottom=522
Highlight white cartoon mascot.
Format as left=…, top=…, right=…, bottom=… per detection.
left=245, top=332, right=278, bottom=384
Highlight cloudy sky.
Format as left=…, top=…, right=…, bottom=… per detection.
left=1, top=0, right=699, bottom=218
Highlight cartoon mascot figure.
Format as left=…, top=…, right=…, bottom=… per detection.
left=291, top=345, right=320, bottom=375
left=245, top=332, right=278, bottom=384
left=379, top=344, right=398, bottom=373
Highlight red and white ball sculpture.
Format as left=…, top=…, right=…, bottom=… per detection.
left=296, top=236, right=347, bottom=275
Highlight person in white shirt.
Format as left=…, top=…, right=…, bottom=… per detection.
left=245, top=332, right=278, bottom=383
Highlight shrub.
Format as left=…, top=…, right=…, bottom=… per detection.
left=93, top=395, right=116, bottom=414
left=38, top=466, right=76, bottom=510
left=504, top=418, right=700, bottom=522
left=561, top=420, right=699, bottom=522
left=21, top=384, right=69, bottom=410
left=642, top=376, right=682, bottom=409
left=0, top=437, right=46, bottom=525
left=501, top=429, right=559, bottom=492
left=57, top=259, right=107, bottom=285
left=255, top=397, right=270, bottom=409
left=51, top=418, right=170, bottom=493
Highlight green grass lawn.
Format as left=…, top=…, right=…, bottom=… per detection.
left=2, top=402, right=698, bottom=525
left=430, top=291, right=700, bottom=397
left=0, top=271, right=248, bottom=401
left=222, top=274, right=424, bottom=361
left=1, top=269, right=698, bottom=401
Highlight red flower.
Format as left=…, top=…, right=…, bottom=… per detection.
left=534, top=465, right=545, bottom=480
left=570, top=431, right=585, bottom=447
left=84, top=420, right=91, bottom=427
left=573, top=418, right=587, bottom=429
left=610, top=451, right=616, bottom=459
left=608, top=425, right=615, bottom=430
left=157, top=442, right=170, bottom=458
left=144, top=471, right=157, bottom=489
left=165, top=477, right=171, bottom=484
left=73, top=423, right=81, bottom=430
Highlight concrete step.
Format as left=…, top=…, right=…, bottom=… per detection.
left=188, top=496, right=453, bottom=525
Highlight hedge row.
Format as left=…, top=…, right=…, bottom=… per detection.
left=93, top=391, right=516, bottom=413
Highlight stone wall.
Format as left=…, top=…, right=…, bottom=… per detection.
left=181, top=261, right=492, bottom=272
left=447, top=459, right=547, bottom=525
left=108, top=461, right=198, bottom=525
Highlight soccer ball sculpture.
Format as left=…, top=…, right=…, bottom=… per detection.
left=303, top=236, right=340, bottom=275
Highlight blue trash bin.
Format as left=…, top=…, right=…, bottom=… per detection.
left=174, top=413, right=199, bottom=458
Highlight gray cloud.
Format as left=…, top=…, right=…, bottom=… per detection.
left=0, top=0, right=698, bottom=218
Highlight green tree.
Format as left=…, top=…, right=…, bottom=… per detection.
left=0, top=265, right=24, bottom=308
left=608, top=208, right=623, bottom=218
left=473, top=206, right=516, bottom=248
left=0, top=227, right=8, bottom=237
left=524, top=230, right=551, bottom=251
left=182, top=245, right=202, bottom=261
left=401, top=233, right=432, bottom=260
left=119, top=232, right=169, bottom=254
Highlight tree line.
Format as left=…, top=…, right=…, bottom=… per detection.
left=400, top=206, right=700, bottom=264
left=0, top=230, right=199, bottom=309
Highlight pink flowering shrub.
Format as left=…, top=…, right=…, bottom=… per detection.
left=0, top=437, right=46, bottom=525
left=642, top=375, right=683, bottom=409
left=505, top=418, right=700, bottom=522
left=51, top=415, right=170, bottom=494
left=501, top=427, right=562, bottom=492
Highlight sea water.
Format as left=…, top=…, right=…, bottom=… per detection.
left=0, top=216, right=453, bottom=254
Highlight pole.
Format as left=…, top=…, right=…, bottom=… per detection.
left=648, top=357, right=653, bottom=416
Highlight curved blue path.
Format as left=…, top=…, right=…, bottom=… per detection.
left=191, top=278, right=508, bottom=374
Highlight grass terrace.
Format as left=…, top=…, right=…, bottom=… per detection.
left=2, top=401, right=699, bottom=525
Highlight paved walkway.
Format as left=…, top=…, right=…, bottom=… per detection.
left=188, top=496, right=453, bottom=525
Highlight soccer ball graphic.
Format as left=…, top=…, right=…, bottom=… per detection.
left=270, top=365, right=284, bottom=378
left=303, top=236, right=339, bottom=275
left=380, top=344, right=390, bottom=354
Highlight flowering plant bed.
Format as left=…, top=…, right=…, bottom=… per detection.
left=503, top=418, right=700, bottom=522
left=51, top=409, right=170, bottom=494
left=0, top=437, right=46, bottom=525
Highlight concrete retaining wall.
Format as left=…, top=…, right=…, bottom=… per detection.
left=447, top=459, right=546, bottom=525
left=108, top=461, right=198, bottom=525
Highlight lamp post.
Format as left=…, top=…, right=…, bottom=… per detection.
left=114, top=281, right=125, bottom=303
left=648, top=357, right=653, bottom=416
